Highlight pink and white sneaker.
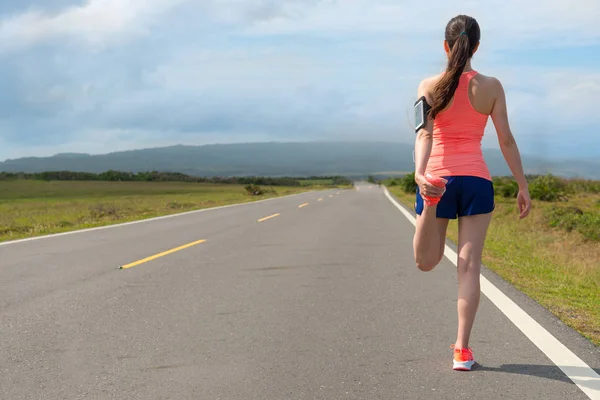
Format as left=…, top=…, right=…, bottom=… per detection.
left=451, top=345, right=475, bottom=371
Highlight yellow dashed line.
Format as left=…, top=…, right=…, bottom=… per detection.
left=258, top=213, right=280, bottom=222
left=120, top=239, right=207, bottom=269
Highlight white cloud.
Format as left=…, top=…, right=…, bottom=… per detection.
left=478, top=66, right=600, bottom=153
left=2, top=0, right=600, bottom=55
left=487, top=66, right=600, bottom=119
left=245, top=0, right=600, bottom=47
left=0, top=0, right=188, bottom=53
left=0, top=0, right=599, bottom=161
left=0, top=0, right=326, bottom=55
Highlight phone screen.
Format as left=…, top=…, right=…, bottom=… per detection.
left=415, top=99, right=425, bottom=131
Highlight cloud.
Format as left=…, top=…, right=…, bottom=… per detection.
left=0, top=0, right=599, bottom=161
left=0, top=0, right=188, bottom=53
left=0, top=0, right=327, bottom=55
left=3, top=0, right=600, bottom=54
left=245, top=0, right=600, bottom=46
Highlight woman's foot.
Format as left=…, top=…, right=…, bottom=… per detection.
left=451, top=345, right=475, bottom=371
left=421, top=174, right=447, bottom=206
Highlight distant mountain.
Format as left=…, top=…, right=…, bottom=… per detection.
left=53, top=153, right=92, bottom=158
left=0, top=142, right=598, bottom=179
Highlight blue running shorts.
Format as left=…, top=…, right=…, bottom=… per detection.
left=415, top=176, right=495, bottom=219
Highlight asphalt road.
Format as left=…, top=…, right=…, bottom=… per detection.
left=1, top=183, right=599, bottom=399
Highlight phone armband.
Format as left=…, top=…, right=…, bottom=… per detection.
left=414, top=96, right=431, bottom=133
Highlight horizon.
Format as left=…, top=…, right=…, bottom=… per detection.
left=1, top=1, right=599, bottom=161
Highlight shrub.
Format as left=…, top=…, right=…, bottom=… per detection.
left=244, top=184, right=276, bottom=196
left=400, top=172, right=417, bottom=194
left=386, top=178, right=399, bottom=187
left=493, top=177, right=519, bottom=198
left=244, top=184, right=264, bottom=196
left=577, top=213, right=600, bottom=241
left=546, top=206, right=600, bottom=242
left=565, top=179, right=600, bottom=195
left=529, top=174, right=568, bottom=202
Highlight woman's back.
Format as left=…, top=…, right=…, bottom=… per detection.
left=425, top=69, right=498, bottom=181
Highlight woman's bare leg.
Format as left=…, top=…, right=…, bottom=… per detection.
left=455, top=213, right=492, bottom=349
left=413, top=204, right=450, bottom=272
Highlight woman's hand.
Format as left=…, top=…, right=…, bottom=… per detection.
left=415, top=173, right=446, bottom=198
left=517, top=186, right=531, bottom=219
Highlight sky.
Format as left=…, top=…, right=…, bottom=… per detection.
left=1, top=0, right=599, bottom=161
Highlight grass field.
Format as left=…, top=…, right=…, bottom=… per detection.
left=0, top=180, right=321, bottom=243
left=299, top=179, right=334, bottom=186
left=387, top=178, right=600, bottom=347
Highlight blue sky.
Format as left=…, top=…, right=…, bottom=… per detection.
left=1, top=0, right=599, bottom=161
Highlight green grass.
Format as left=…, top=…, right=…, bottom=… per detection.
left=0, top=180, right=318, bottom=242
left=387, top=183, right=600, bottom=346
left=299, top=179, right=333, bottom=186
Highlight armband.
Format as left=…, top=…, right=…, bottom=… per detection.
left=414, top=96, right=431, bottom=133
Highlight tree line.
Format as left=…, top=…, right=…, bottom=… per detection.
left=0, top=170, right=353, bottom=187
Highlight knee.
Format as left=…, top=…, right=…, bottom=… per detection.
left=416, top=255, right=443, bottom=272
left=416, top=262, right=435, bottom=272
left=457, top=255, right=481, bottom=273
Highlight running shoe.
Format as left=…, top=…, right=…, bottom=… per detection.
left=451, top=344, right=475, bottom=371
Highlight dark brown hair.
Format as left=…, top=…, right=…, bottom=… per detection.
left=429, top=15, right=481, bottom=119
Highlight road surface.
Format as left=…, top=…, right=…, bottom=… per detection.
left=1, top=183, right=599, bottom=399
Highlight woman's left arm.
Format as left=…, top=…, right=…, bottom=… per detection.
left=414, top=79, right=444, bottom=198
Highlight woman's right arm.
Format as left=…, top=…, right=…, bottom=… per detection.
left=490, top=78, right=531, bottom=219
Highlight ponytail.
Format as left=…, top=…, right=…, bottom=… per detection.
left=429, top=15, right=480, bottom=120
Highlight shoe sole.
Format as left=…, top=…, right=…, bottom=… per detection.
left=453, top=360, right=475, bottom=371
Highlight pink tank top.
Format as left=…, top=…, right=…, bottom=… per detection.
left=426, top=70, right=491, bottom=181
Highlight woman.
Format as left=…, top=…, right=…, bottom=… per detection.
left=412, top=14, right=531, bottom=371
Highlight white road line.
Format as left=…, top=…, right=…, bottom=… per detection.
left=0, top=190, right=316, bottom=247
left=383, top=187, right=600, bottom=400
